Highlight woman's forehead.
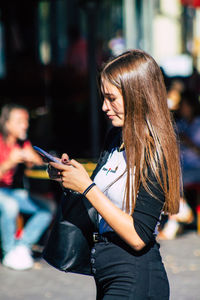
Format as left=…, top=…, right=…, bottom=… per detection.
left=101, top=79, right=115, bottom=92
left=9, top=109, right=29, bottom=121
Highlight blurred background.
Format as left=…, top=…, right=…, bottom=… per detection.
left=0, top=0, right=200, bottom=160
left=0, top=2, right=200, bottom=297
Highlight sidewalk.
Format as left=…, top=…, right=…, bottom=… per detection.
left=160, top=231, right=200, bottom=300
left=0, top=231, right=199, bottom=300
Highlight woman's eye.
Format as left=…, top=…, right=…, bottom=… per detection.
left=108, top=97, right=116, bottom=102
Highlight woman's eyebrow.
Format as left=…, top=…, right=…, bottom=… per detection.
left=104, top=93, right=115, bottom=97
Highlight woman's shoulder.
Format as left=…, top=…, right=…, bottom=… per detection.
left=91, top=127, right=122, bottom=179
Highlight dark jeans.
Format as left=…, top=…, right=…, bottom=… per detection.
left=90, top=233, right=169, bottom=300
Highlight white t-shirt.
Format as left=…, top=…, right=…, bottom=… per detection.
left=94, top=147, right=134, bottom=234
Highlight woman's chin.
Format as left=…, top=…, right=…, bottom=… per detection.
left=111, top=119, right=123, bottom=127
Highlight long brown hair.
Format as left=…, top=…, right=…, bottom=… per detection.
left=101, top=49, right=181, bottom=215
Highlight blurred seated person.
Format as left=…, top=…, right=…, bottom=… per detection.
left=176, top=90, right=200, bottom=183
left=167, top=79, right=184, bottom=112
left=0, top=103, right=53, bottom=270
left=159, top=91, right=200, bottom=239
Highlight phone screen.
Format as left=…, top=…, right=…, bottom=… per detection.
left=33, top=146, right=62, bottom=164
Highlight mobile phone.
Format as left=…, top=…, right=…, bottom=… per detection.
left=33, top=146, right=62, bottom=164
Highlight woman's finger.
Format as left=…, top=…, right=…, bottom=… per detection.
left=60, top=171, right=64, bottom=183
left=69, top=159, right=81, bottom=168
left=50, top=159, right=80, bottom=170
left=61, top=153, right=70, bottom=164
left=50, top=161, right=70, bottom=170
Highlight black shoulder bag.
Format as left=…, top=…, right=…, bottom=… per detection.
left=43, top=189, right=97, bottom=275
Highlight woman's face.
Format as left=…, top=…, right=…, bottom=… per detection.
left=101, top=80, right=124, bottom=127
left=5, top=109, right=29, bottom=140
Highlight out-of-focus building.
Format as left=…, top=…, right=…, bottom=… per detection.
left=0, top=0, right=200, bottom=158
left=153, top=0, right=182, bottom=63
left=123, top=0, right=200, bottom=75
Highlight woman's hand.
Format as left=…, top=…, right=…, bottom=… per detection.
left=49, top=153, right=93, bottom=193
left=47, top=155, right=63, bottom=182
left=22, top=146, right=44, bottom=166
left=9, top=148, right=25, bottom=166
left=47, top=153, right=70, bottom=182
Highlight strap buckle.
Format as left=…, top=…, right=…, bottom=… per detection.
left=93, top=232, right=99, bottom=243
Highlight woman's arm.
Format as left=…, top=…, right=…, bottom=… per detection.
left=85, top=184, right=146, bottom=250
left=50, top=151, right=165, bottom=251
left=85, top=167, right=165, bottom=249
left=50, top=158, right=146, bottom=251
left=22, top=144, right=43, bottom=166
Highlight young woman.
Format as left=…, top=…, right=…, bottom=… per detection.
left=49, top=50, right=181, bottom=299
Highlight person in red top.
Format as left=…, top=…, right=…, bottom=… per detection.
left=0, top=103, right=53, bottom=270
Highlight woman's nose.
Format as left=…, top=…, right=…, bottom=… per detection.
left=102, top=99, right=109, bottom=112
left=22, top=122, right=29, bottom=131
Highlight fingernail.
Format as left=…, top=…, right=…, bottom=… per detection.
left=63, top=159, right=69, bottom=164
